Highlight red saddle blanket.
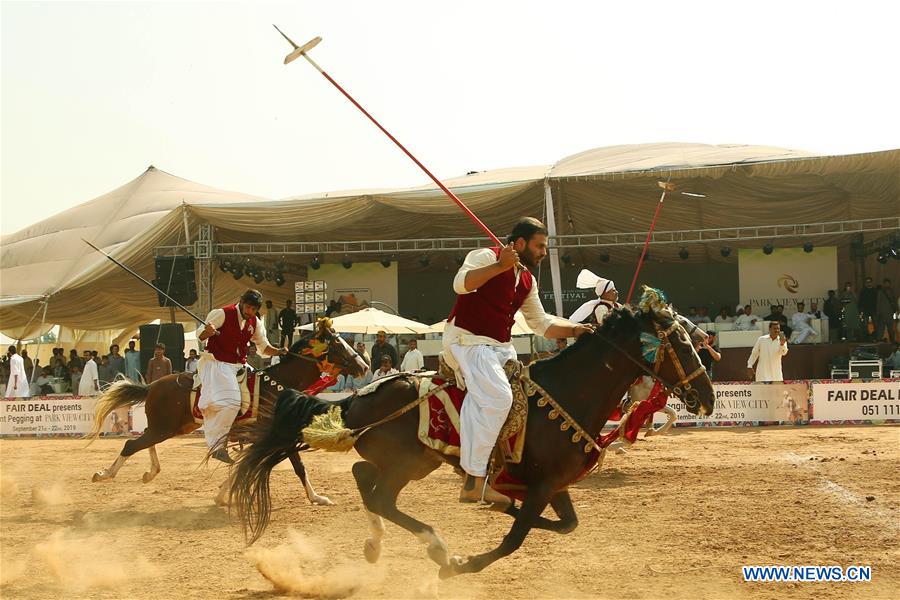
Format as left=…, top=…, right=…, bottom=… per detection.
left=191, top=370, right=260, bottom=425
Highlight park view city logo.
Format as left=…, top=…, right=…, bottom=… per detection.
left=777, top=274, right=799, bottom=294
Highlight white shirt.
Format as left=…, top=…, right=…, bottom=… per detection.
left=400, top=348, right=424, bottom=372
left=185, top=357, right=199, bottom=374
left=733, top=313, right=761, bottom=331
left=747, top=334, right=789, bottom=382
left=5, top=353, right=30, bottom=398
left=79, top=359, right=100, bottom=395
left=197, top=304, right=270, bottom=353
left=714, top=315, right=734, bottom=324
left=372, top=367, right=399, bottom=381
left=445, top=248, right=562, bottom=348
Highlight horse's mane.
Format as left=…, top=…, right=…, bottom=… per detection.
left=536, top=304, right=642, bottom=366
left=287, top=330, right=315, bottom=355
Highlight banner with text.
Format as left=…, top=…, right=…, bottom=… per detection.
left=653, top=382, right=810, bottom=425
left=810, top=380, right=900, bottom=423
left=0, top=396, right=115, bottom=436
left=738, top=246, right=837, bottom=315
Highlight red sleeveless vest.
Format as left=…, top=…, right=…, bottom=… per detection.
left=447, top=247, right=534, bottom=343
left=205, top=304, right=257, bottom=364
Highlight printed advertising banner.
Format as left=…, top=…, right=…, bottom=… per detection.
left=0, top=396, right=113, bottom=436
left=653, top=382, right=810, bottom=425
left=738, top=247, right=837, bottom=314
left=811, top=381, right=900, bottom=422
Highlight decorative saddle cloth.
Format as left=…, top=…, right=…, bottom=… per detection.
left=190, top=368, right=260, bottom=426
left=415, top=359, right=529, bottom=466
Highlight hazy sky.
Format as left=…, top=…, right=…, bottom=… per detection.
left=2, top=0, right=898, bottom=235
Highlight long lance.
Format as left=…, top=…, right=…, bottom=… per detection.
left=624, top=181, right=672, bottom=304
left=82, top=239, right=210, bottom=327
left=273, top=26, right=503, bottom=247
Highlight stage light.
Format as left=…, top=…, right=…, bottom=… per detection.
left=762, top=244, right=774, bottom=255
left=803, top=242, right=814, bottom=253
left=678, top=247, right=689, bottom=260
left=342, top=257, right=353, bottom=269
left=274, top=272, right=285, bottom=286
left=264, top=270, right=273, bottom=281
left=561, top=254, right=572, bottom=266
left=253, top=272, right=265, bottom=284
left=876, top=249, right=888, bottom=264
left=218, top=261, right=229, bottom=273
left=274, top=260, right=286, bottom=271
left=418, top=255, right=430, bottom=268
left=599, top=252, right=610, bottom=263
left=380, top=257, right=391, bottom=268
left=310, top=256, right=321, bottom=270
left=720, top=246, right=731, bottom=258
left=231, top=266, right=243, bottom=280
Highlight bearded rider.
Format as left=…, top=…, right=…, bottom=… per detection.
left=197, top=289, right=286, bottom=463
left=444, top=217, right=594, bottom=504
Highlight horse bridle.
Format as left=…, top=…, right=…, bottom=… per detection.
left=594, top=315, right=705, bottom=411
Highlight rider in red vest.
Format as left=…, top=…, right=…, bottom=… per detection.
left=197, top=289, right=286, bottom=462
left=444, top=217, right=594, bottom=503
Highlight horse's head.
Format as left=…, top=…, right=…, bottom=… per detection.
left=286, top=318, right=368, bottom=378
left=635, top=287, right=715, bottom=416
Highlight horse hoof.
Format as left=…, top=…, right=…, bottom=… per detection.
left=92, top=471, right=108, bottom=482
left=311, top=495, right=335, bottom=506
left=438, top=556, right=465, bottom=580
left=142, top=471, right=158, bottom=484
left=363, top=538, right=381, bottom=563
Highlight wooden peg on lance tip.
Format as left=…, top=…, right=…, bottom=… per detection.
left=273, top=25, right=322, bottom=64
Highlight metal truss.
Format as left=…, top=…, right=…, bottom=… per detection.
left=195, top=224, right=213, bottom=315
left=154, top=217, right=898, bottom=258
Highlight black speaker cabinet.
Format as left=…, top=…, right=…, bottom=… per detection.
left=139, top=323, right=186, bottom=374
left=153, top=257, right=197, bottom=307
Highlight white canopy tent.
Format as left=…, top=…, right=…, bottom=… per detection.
left=2, top=143, right=897, bottom=340
left=299, top=307, right=433, bottom=335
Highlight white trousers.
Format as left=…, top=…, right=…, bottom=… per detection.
left=449, top=343, right=517, bottom=477
left=198, top=356, right=242, bottom=449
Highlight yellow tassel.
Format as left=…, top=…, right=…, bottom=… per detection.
left=301, top=406, right=357, bottom=452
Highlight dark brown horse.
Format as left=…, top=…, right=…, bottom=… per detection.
left=229, top=301, right=715, bottom=577
left=86, top=319, right=367, bottom=505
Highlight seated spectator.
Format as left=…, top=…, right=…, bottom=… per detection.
left=372, top=355, right=399, bottom=381
left=763, top=305, right=789, bottom=330
left=346, top=367, right=372, bottom=391
left=32, top=367, right=54, bottom=396
left=714, top=307, right=733, bottom=324
left=695, top=307, right=712, bottom=324
left=554, top=338, right=568, bottom=354
left=687, top=307, right=701, bottom=323
left=808, top=301, right=823, bottom=320
left=185, top=349, right=199, bottom=374
left=325, top=373, right=347, bottom=392
left=886, top=343, right=900, bottom=370
left=734, top=305, right=761, bottom=331
left=247, top=343, right=265, bottom=370
left=791, top=302, right=817, bottom=344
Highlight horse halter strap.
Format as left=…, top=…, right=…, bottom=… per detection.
left=650, top=320, right=707, bottom=406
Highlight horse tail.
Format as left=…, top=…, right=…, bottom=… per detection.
left=84, top=380, right=149, bottom=444
left=231, top=389, right=336, bottom=544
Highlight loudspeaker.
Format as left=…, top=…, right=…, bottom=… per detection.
left=139, top=323, right=186, bottom=374
left=153, top=257, right=197, bottom=307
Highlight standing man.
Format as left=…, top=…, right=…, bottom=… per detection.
left=4, top=346, right=30, bottom=398
left=400, top=339, right=425, bottom=372
left=145, top=343, right=172, bottom=384
left=790, top=302, right=818, bottom=344
left=875, top=279, right=896, bottom=343
left=278, top=299, right=298, bottom=349
left=747, top=322, right=789, bottom=382
left=823, top=290, right=842, bottom=342
left=264, top=299, right=280, bottom=345
left=79, top=349, right=100, bottom=396
left=858, top=277, right=878, bottom=340
left=197, top=289, right=286, bottom=463
left=371, top=330, right=398, bottom=370
left=107, top=344, right=125, bottom=380
left=123, top=340, right=141, bottom=381
left=444, top=217, right=593, bottom=504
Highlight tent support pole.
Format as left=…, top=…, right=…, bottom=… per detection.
left=28, top=297, right=50, bottom=388
left=544, top=180, right=564, bottom=318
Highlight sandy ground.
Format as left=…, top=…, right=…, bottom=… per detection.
left=1, top=425, right=898, bottom=600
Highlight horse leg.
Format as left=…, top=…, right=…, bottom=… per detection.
left=355, top=461, right=450, bottom=567
left=91, top=429, right=156, bottom=482
left=440, top=486, right=552, bottom=578
left=142, top=445, right=161, bottom=483
left=215, top=467, right=232, bottom=507
left=647, top=406, right=677, bottom=437
left=92, top=449, right=129, bottom=482
left=288, top=452, right=333, bottom=506
left=352, top=461, right=385, bottom=563
left=501, top=489, right=578, bottom=534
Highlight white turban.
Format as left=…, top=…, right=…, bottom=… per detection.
left=576, top=269, right=616, bottom=298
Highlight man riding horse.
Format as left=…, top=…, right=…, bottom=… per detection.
left=197, top=289, right=287, bottom=463
left=444, top=217, right=594, bottom=504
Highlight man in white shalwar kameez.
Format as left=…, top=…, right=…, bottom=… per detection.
left=444, top=218, right=593, bottom=504
left=78, top=350, right=100, bottom=396
left=197, top=289, right=286, bottom=463
left=747, top=321, right=789, bottom=382
left=5, top=346, right=30, bottom=398
left=569, top=269, right=620, bottom=325
left=790, top=302, right=818, bottom=344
